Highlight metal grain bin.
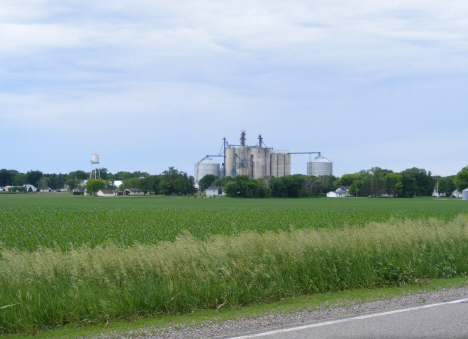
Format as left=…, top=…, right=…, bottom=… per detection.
left=463, top=188, right=468, bottom=201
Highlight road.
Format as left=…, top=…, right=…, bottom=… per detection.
left=228, top=297, right=468, bottom=339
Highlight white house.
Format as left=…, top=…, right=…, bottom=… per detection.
left=206, top=186, right=225, bottom=197
left=97, top=189, right=117, bottom=197
left=327, top=186, right=351, bottom=198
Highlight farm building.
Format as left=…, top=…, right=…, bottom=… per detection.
left=327, top=186, right=351, bottom=198
left=97, top=189, right=118, bottom=197
left=205, top=186, right=225, bottom=197
left=23, top=184, right=37, bottom=192
left=124, top=188, right=144, bottom=196
left=452, top=189, right=463, bottom=198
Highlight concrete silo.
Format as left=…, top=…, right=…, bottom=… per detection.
left=224, top=148, right=236, bottom=177
left=270, top=150, right=290, bottom=178
left=251, top=147, right=271, bottom=179
left=194, top=157, right=220, bottom=187
left=307, top=155, right=333, bottom=176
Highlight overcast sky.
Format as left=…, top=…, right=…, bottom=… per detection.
left=1, top=1, right=467, bottom=177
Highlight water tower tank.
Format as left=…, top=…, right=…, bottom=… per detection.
left=91, top=154, right=99, bottom=164
left=463, top=188, right=468, bottom=201
left=194, top=157, right=220, bottom=187
left=307, top=155, right=333, bottom=176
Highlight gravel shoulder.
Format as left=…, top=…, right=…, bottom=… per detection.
left=87, top=285, right=468, bottom=339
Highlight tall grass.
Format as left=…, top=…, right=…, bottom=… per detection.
left=1, top=215, right=468, bottom=334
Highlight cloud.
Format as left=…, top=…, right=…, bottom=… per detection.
left=1, top=0, right=467, bottom=176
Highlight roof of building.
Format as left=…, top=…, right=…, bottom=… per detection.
left=206, top=186, right=224, bottom=190
left=124, top=188, right=141, bottom=192
left=312, top=155, right=332, bottom=163
left=199, top=157, right=219, bottom=164
left=99, top=190, right=116, bottom=194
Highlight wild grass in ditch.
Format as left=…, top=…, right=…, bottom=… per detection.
left=1, top=215, right=468, bottom=334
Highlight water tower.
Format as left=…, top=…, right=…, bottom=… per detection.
left=90, top=153, right=101, bottom=179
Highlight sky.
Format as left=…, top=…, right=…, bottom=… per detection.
left=1, top=0, right=467, bottom=178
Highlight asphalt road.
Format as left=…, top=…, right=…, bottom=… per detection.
left=229, top=297, right=468, bottom=339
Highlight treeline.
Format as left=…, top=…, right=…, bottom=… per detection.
left=0, top=167, right=195, bottom=196
left=335, top=166, right=467, bottom=198
left=2, top=164, right=467, bottom=198
left=199, top=174, right=336, bottom=198
left=0, top=168, right=151, bottom=190
left=200, top=165, right=468, bottom=198
left=117, top=167, right=196, bottom=195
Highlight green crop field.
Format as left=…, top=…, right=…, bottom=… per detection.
left=1, top=194, right=468, bottom=335
left=1, top=194, right=467, bottom=251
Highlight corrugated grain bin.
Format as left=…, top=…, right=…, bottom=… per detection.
left=463, top=188, right=468, bottom=201
left=307, top=155, right=333, bottom=176
left=194, top=157, right=220, bottom=187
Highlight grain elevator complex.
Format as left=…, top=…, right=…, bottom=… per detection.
left=194, top=132, right=333, bottom=187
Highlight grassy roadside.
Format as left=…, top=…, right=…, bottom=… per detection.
left=2, top=276, right=467, bottom=339
left=2, top=216, right=468, bottom=335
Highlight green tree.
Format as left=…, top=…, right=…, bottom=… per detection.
left=224, top=175, right=250, bottom=197
left=400, top=173, right=417, bottom=198
left=13, top=173, right=28, bottom=186
left=68, top=170, right=89, bottom=181
left=198, top=174, right=218, bottom=191
left=159, top=167, right=195, bottom=195
left=27, top=170, right=43, bottom=188
left=121, top=177, right=142, bottom=190
left=212, top=176, right=234, bottom=187
left=454, top=166, right=468, bottom=192
left=224, top=176, right=270, bottom=198
left=84, top=178, right=107, bottom=196
left=401, top=168, right=433, bottom=196
left=139, top=175, right=159, bottom=194
left=37, top=177, right=51, bottom=190
left=65, top=179, right=78, bottom=192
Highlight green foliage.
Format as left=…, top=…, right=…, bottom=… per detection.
left=84, top=178, right=107, bottom=195
left=2, top=195, right=468, bottom=252
left=159, top=167, right=195, bottom=196
left=2, top=216, right=468, bottom=334
left=454, top=165, right=468, bottom=192
left=224, top=175, right=270, bottom=198
left=0, top=169, right=18, bottom=186
left=26, top=170, right=43, bottom=188
left=121, top=177, right=143, bottom=190
left=211, top=176, right=234, bottom=187
left=270, top=175, right=305, bottom=197
left=7, top=186, right=26, bottom=192
left=401, top=173, right=418, bottom=198
left=433, top=175, right=456, bottom=195
left=69, top=170, right=89, bottom=181
left=13, top=173, right=28, bottom=186
left=401, top=168, right=434, bottom=196
left=198, top=174, right=218, bottom=191
left=334, top=167, right=438, bottom=198
left=65, top=178, right=78, bottom=192
left=37, top=176, right=51, bottom=190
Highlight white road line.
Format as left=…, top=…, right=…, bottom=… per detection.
left=231, top=297, right=468, bottom=339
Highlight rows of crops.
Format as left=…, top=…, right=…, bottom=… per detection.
left=2, top=195, right=468, bottom=334
left=1, top=196, right=468, bottom=251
